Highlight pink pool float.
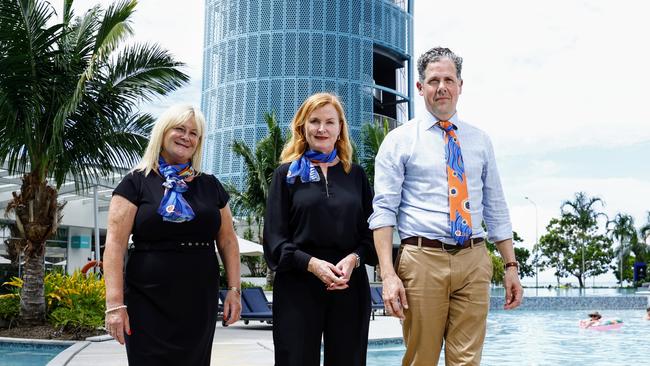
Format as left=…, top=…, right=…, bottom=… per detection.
left=579, top=318, right=624, bottom=331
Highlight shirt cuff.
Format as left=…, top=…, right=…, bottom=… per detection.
left=293, top=250, right=313, bottom=272
left=368, top=211, right=397, bottom=230
left=487, top=224, right=513, bottom=243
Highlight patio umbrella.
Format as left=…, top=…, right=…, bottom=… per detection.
left=0, top=256, right=11, bottom=264
left=237, top=236, right=264, bottom=257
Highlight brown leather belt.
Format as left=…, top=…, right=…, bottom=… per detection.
left=401, top=236, right=484, bottom=250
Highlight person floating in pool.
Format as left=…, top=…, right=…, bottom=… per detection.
left=583, top=311, right=602, bottom=328
left=644, top=307, right=650, bottom=321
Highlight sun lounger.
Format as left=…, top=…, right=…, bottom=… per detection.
left=218, top=287, right=273, bottom=326
left=370, top=286, right=385, bottom=319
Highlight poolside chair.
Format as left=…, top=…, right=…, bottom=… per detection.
left=219, top=287, right=273, bottom=326
left=370, top=286, right=385, bottom=319
left=241, top=287, right=273, bottom=325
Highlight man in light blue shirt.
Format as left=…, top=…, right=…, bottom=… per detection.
left=369, top=47, right=523, bottom=365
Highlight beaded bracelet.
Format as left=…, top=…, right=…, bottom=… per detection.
left=105, top=304, right=127, bottom=314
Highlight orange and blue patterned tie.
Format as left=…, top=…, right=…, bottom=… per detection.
left=438, top=121, right=472, bottom=245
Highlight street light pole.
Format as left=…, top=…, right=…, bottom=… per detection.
left=525, top=197, right=539, bottom=290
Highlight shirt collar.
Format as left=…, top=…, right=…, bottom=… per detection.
left=421, top=109, right=461, bottom=131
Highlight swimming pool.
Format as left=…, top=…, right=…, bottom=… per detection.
left=367, top=309, right=650, bottom=365
left=0, top=341, right=70, bottom=366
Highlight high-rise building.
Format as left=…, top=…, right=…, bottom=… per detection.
left=202, top=0, right=414, bottom=188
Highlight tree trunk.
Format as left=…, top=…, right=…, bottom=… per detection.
left=20, top=253, right=46, bottom=323
left=5, top=172, right=61, bottom=325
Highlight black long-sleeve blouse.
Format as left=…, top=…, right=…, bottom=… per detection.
left=263, top=162, right=377, bottom=272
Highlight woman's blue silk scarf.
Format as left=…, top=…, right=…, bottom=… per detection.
left=157, top=156, right=196, bottom=222
left=286, top=149, right=338, bottom=184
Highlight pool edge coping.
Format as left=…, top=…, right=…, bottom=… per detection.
left=47, top=341, right=90, bottom=366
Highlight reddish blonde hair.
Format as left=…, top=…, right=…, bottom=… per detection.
left=280, top=93, right=353, bottom=173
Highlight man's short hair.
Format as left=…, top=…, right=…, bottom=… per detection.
left=647, top=307, right=650, bottom=312
left=417, top=47, right=463, bottom=81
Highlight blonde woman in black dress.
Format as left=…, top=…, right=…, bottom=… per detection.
left=104, top=105, right=242, bottom=365
left=264, top=93, right=377, bottom=366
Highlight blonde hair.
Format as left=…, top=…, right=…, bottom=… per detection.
left=280, top=93, right=353, bottom=173
left=133, top=104, right=206, bottom=175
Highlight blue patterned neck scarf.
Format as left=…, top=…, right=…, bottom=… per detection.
left=157, top=156, right=195, bottom=222
left=286, top=149, right=338, bottom=184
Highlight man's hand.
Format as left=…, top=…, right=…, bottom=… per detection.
left=503, top=267, right=523, bottom=310
left=382, top=273, right=409, bottom=319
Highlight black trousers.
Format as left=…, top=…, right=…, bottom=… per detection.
left=273, top=267, right=371, bottom=366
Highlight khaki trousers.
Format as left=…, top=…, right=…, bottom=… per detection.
left=396, top=243, right=493, bottom=366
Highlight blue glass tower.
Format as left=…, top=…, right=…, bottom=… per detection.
left=202, top=0, right=414, bottom=188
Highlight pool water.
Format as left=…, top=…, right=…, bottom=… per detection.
left=367, top=309, right=650, bottom=366
left=490, top=287, right=639, bottom=297
left=0, top=341, right=69, bottom=366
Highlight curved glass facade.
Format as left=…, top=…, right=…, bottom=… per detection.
left=202, top=0, right=413, bottom=188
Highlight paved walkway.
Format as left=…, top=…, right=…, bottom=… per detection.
left=66, top=315, right=402, bottom=365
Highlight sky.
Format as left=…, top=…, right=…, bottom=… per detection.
left=70, top=0, right=650, bottom=285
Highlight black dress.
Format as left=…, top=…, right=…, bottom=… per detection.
left=113, top=171, right=229, bottom=366
left=264, top=162, right=377, bottom=366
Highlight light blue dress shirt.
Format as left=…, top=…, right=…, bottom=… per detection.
left=368, top=110, right=512, bottom=244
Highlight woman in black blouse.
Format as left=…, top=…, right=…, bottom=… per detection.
left=264, top=92, right=377, bottom=366
left=103, top=104, right=242, bottom=365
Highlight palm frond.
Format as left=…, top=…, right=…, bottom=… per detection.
left=92, top=0, right=135, bottom=61
left=109, top=43, right=189, bottom=102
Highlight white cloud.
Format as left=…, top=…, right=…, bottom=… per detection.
left=414, top=0, right=650, bottom=155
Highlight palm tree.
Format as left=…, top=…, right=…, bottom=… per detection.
left=0, top=0, right=188, bottom=324
left=561, top=192, right=608, bottom=229
left=229, top=111, right=287, bottom=287
left=360, top=118, right=390, bottom=187
left=640, top=211, right=650, bottom=243
left=560, top=192, right=607, bottom=287
left=607, top=213, right=637, bottom=284
left=229, top=111, right=286, bottom=220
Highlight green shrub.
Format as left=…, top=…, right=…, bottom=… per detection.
left=2, top=271, right=105, bottom=331
left=241, top=281, right=258, bottom=289
left=0, top=277, right=21, bottom=322
left=45, top=272, right=105, bottom=331
left=0, top=293, right=20, bottom=322
left=49, top=304, right=104, bottom=332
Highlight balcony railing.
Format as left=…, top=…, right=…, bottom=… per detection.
left=372, top=113, right=400, bottom=130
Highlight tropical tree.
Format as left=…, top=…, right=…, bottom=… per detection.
left=229, top=111, right=285, bottom=220
left=229, top=111, right=287, bottom=286
left=0, top=0, right=188, bottom=323
left=640, top=211, right=650, bottom=244
left=360, top=118, right=390, bottom=187
left=557, top=192, right=609, bottom=287
left=561, top=192, right=608, bottom=230
left=607, top=213, right=638, bottom=285
left=537, top=214, right=614, bottom=288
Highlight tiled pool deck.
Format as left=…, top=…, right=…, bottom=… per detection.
left=21, top=294, right=650, bottom=365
